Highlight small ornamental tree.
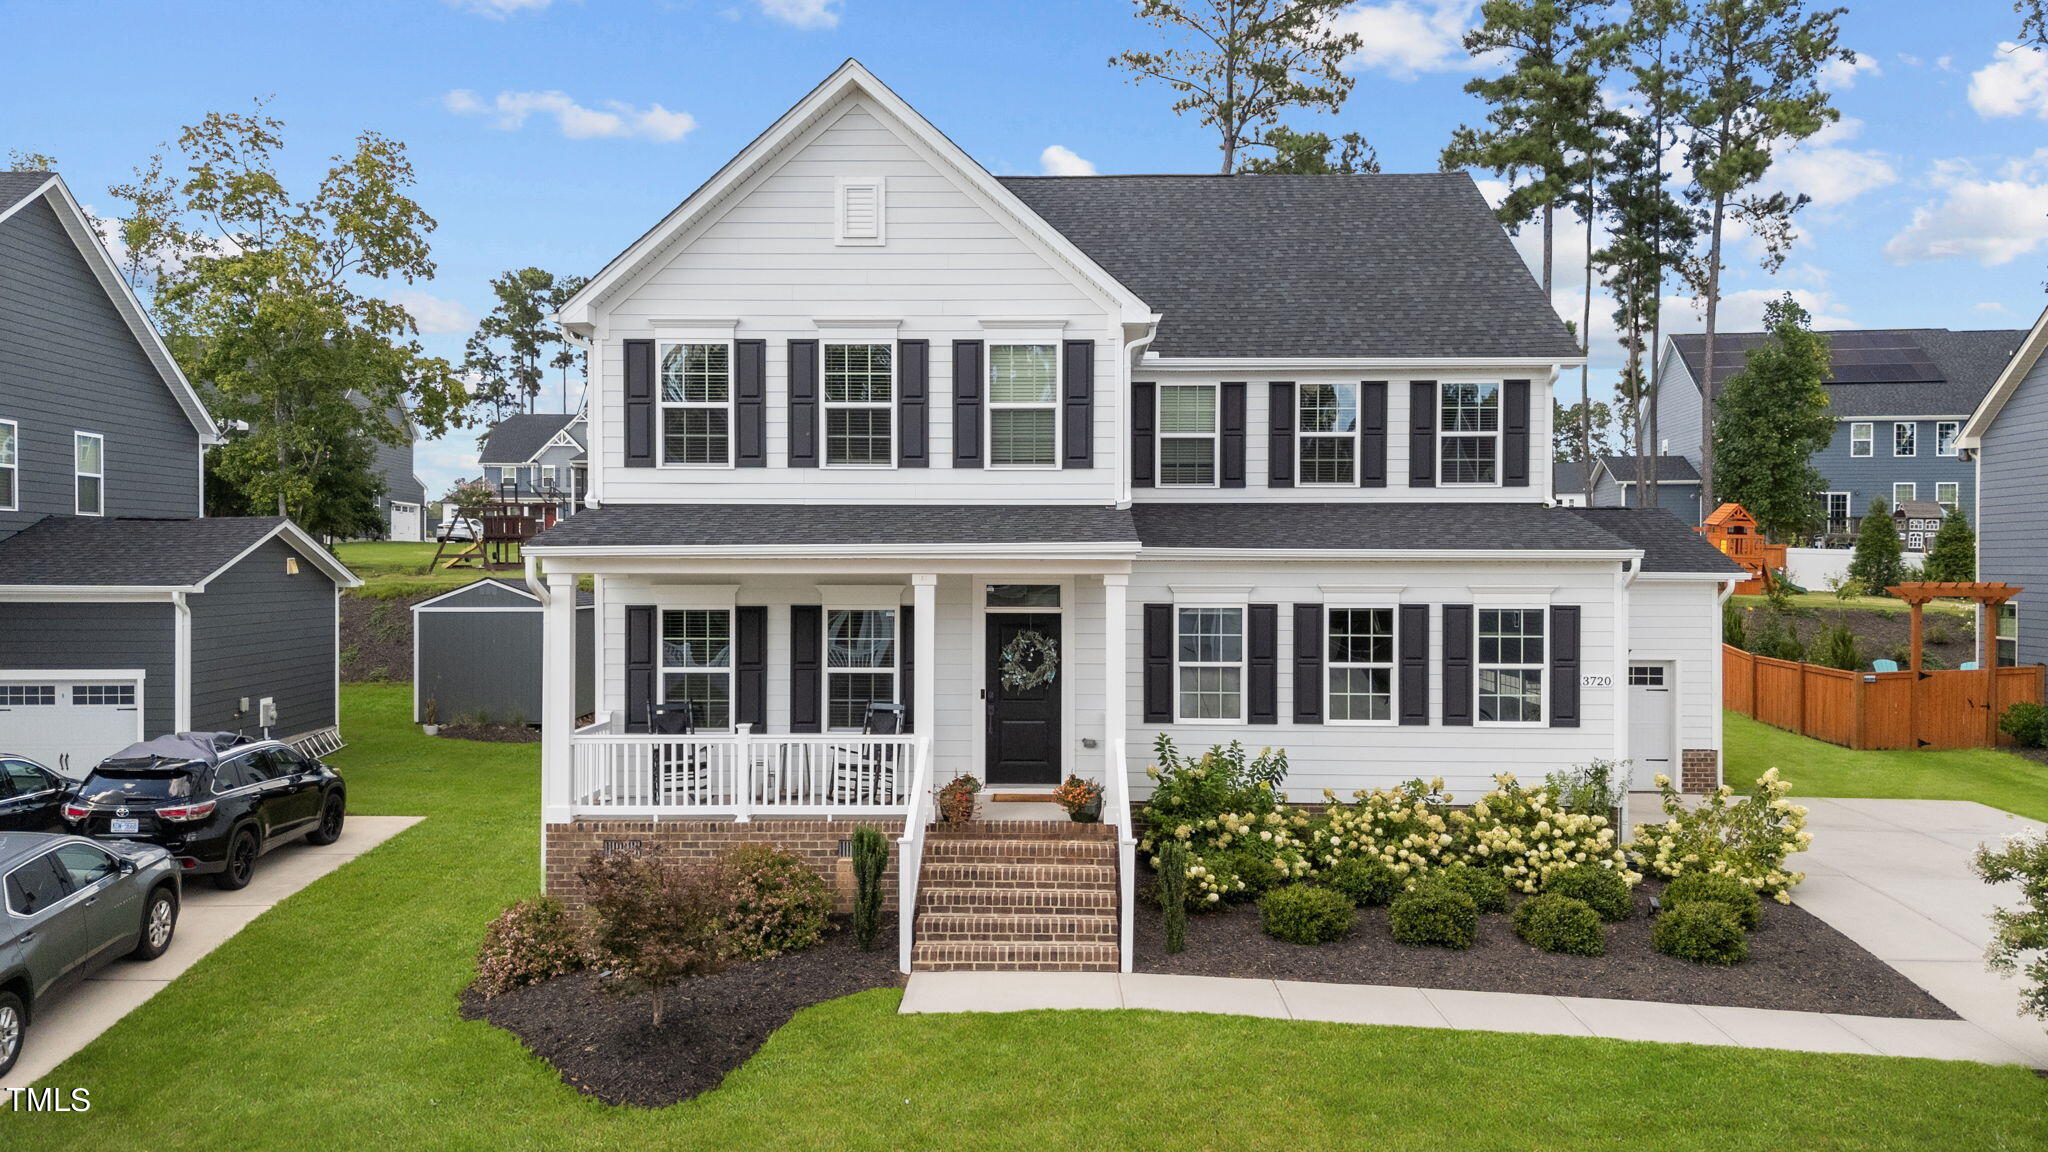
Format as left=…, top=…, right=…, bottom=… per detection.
left=1847, top=496, right=1906, bottom=597
left=578, top=852, right=728, bottom=1027
left=1921, top=506, right=1977, bottom=583
left=1973, top=832, right=2048, bottom=1022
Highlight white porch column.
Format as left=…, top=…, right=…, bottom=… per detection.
left=912, top=574, right=938, bottom=739
left=541, top=569, right=577, bottom=826
left=1102, top=573, right=1128, bottom=783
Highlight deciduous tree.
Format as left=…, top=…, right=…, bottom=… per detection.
left=1711, top=295, right=1833, bottom=541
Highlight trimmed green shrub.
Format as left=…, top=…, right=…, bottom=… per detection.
left=1512, top=893, right=1605, bottom=956
left=1389, top=884, right=1478, bottom=950
left=850, top=825, right=888, bottom=951
left=1258, top=883, right=1353, bottom=945
left=714, top=844, right=833, bottom=960
left=1157, top=838, right=1189, bottom=954
left=2000, top=702, right=2047, bottom=749
left=1810, top=621, right=1863, bottom=672
left=1723, top=598, right=1747, bottom=649
left=1663, top=872, right=1762, bottom=931
left=1543, top=864, right=1634, bottom=922
left=1749, top=610, right=1805, bottom=662
left=1428, top=863, right=1511, bottom=914
left=1653, top=902, right=1749, bottom=965
left=1318, top=855, right=1403, bottom=907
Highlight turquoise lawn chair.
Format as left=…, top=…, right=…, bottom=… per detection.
left=1960, top=661, right=1979, bottom=671
left=1872, top=659, right=1900, bottom=673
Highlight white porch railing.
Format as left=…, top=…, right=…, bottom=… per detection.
left=896, top=736, right=936, bottom=974
left=1105, top=737, right=1136, bottom=973
left=570, top=722, right=923, bottom=820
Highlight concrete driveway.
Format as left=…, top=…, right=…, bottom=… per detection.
left=0, top=815, right=418, bottom=1097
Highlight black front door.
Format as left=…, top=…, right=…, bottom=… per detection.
left=985, top=612, right=1061, bottom=785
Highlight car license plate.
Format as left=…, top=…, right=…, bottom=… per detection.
left=111, top=818, right=139, bottom=834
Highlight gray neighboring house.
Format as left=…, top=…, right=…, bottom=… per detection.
left=1552, top=460, right=1591, bottom=506
left=1586, top=454, right=1703, bottom=523
left=1960, top=305, right=2048, bottom=669
left=358, top=398, right=428, bottom=541
left=411, top=578, right=593, bottom=727
left=0, top=171, right=360, bottom=771
left=1658, top=327, right=2026, bottom=537
left=478, top=410, right=586, bottom=504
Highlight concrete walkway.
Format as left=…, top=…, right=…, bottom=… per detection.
left=1, top=815, right=420, bottom=1098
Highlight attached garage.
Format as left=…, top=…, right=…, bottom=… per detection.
left=0, top=674, right=144, bottom=773
left=389, top=501, right=424, bottom=543
left=412, top=578, right=593, bottom=727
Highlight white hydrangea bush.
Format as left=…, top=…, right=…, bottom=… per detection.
left=1628, top=767, right=1812, bottom=902
left=1451, top=774, right=1637, bottom=894
left=1308, top=779, right=1460, bottom=883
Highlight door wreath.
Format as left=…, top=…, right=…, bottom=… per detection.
left=999, top=630, right=1059, bottom=691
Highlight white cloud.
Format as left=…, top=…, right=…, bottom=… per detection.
left=1038, top=145, right=1096, bottom=176
left=445, top=0, right=553, bottom=17
left=1884, top=151, right=2048, bottom=266
left=1335, top=1, right=1477, bottom=80
left=1820, top=53, right=1880, bottom=89
left=1768, top=118, right=1897, bottom=207
left=1970, top=43, right=2048, bottom=119
left=443, top=89, right=696, bottom=142
left=415, top=437, right=484, bottom=502
left=390, top=290, right=474, bottom=335
left=759, top=0, right=840, bottom=29
left=1975, top=301, right=2016, bottom=315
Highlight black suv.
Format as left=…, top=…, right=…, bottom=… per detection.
left=0, top=755, right=73, bottom=833
left=61, top=733, right=346, bottom=890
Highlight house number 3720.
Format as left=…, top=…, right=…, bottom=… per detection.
left=1580, top=674, right=1613, bottom=688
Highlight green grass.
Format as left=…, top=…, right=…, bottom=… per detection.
left=5, top=685, right=2044, bottom=1150
left=1726, top=710, right=2048, bottom=822
left=1733, top=592, right=1974, bottom=617
left=333, top=540, right=522, bottom=600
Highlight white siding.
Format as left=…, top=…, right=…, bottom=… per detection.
left=1625, top=581, right=1723, bottom=756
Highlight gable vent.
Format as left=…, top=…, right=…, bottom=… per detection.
left=836, top=177, right=885, bottom=246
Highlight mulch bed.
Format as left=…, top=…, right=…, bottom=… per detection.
left=1135, top=882, right=1956, bottom=1020
left=435, top=721, right=542, bottom=743
left=1758, top=605, right=1978, bottom=669
left=461, top=915, right=902, bottom=1108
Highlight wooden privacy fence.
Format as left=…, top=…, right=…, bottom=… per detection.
left=1724, top=645, right=2046, bottom=751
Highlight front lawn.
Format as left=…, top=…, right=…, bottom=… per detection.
left=1725, top=711, right=2048, bottom=823
left=4, top=684, right=2043, bottom=1151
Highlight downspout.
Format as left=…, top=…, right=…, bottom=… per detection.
left=562, top=326, right=599, bottom=509
left=172, top=590, right=193, bottom=732
left=524, top=549, right=548, bottom=607
left=1118, top=318, right=1162, bottom=509
left=1612, top=555, right=1643, bottom=840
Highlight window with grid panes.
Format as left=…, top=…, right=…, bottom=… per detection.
left=824, top=343, right=893, bottom=466
left=659, top=343, right=731, bottom=465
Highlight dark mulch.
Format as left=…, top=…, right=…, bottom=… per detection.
left=461, top=915, right=903, bottom=1108
left=436, top=721, right=542, bottom=743
left=340, top=593, right=424, bottom=682
left=1135, top=882, right=1955, bottom=1020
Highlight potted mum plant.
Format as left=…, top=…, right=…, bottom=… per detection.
left=1054, top=775, right=1103, bottom=823
left=937, top=774, right=982, bottom=822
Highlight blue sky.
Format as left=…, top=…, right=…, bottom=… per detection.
left=8, top=0, right=2047, bottom=496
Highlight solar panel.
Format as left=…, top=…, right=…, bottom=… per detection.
left=1824, top=332, right=1942, bottom=384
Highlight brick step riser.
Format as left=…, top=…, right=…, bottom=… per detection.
left=925, top=822, right=1118, bottom=840
left=915, top=917, right=1118, bottom=943
left=922, top=841, right=1116, bottom=862
left=911, top=942, right=1119, bottom=972
left=917, top=889, right=1115, bottom=913
left=922, top=866, right=1115, bottom=890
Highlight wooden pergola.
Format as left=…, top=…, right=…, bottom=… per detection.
left=1885, top=581, right=2023, bottom=744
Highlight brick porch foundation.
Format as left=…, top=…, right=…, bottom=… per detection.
left=1680, top=748, right=1720, bottom=794
left=544, top=817, right=906, bottom=916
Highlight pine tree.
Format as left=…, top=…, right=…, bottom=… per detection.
left=1847, top=496, right=1906, bottom=597
left=1711, top=295, right=1834, bottom=540
left=1922, top=507, right=1977, bottom=583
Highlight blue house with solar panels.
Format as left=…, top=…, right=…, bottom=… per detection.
left=1654, top=328, right=2028, bottom=537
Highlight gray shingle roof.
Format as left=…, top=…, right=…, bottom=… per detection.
left=527, top=504, right=1141, bottom=548
left=479, top=414, right=579, bottom=464
left=1554, top=460, right=1596, bottom=495
left=1598, top=455, right=1700, bottom=484
left=0, top=171, right=53, bottom=215
left=998, top=174, right=1582, bottom=360
left=1669, top=328, right=2027, bottom=418
left=1567, top=509, right=1746, bottom=575
left=0, top=516, right=304, bottom=586
left=1130, top=502, right=1635, bottom=554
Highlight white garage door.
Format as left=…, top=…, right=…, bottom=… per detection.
left=390, top=501, right=423, bottom=542
left=0, top=676, right=145, bottom=777
left=1627, top=663, right=1675, bottom=790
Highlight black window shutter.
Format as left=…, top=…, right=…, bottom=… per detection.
left=1504, top=378, right=1531, bottom=487
left=735, top=606, right=768, bottom=731
left=626, top=605, right=657, bottom=729
left=787, top=339, right=819, bottom=467
left=789, top=605, right=822, bottom=733
left=1550, top=605, right=1581, bottom=728
left=1292, top=603, right=1322, bottom=724
left=952, top=340, right=984, bottom=468
left=1268, top=382, right=1294, bottom=488
left=1398, top=603, right=1429, bottom=726
left=1221, top=381, right=1247, bottom=488
left=1409, top=380, right=1437, bottom=488
left=1361, top=380, right=1388, bottom=488
left=735, top=339, right=767, bottom=467
left=1442, top=604, right=1473, bottom=726
left=1142, top=604, right=1174, bottom=723
left=1248, top=604, right=1278, bottom=724
left=900, top=606, right=916, bottom=732
left=1131, top=381, right=1156, bottom=488
left=1062, top=339, right=1093, bottom=468
left=624, top=340, right=655, bottom=468
left=898, top=340, right=929, bottom=467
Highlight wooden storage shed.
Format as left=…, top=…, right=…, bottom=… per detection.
left=412, top=578, right=593, bottom=726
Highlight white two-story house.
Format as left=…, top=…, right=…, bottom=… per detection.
left=523, top=62, right=1743, bottom=970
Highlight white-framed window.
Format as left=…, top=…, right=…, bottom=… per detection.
left=660, top=609, right=732, bottom=730
left=71, top=684, right=136, bottom=706
left=1175, top=606, right=1244, bottom=722
left=1893, top=422, right=1917, bottom=457
left=1299, top=382, right=1359, bottom=485
left=1157, top=383, right=1217, bottom=486
left=1627, top=664, right=1665, bottom=686
left=1936, top=421, right=1960, bottom=457
left=0, top=685, right=55, bottom=707
left=1997, top=603, right=2020, bottom=668
left=824, top=342, right=895, bottom=468
left=1327, top=607, right=1394, bottom=723
left=987, top=343, right=1059, bottom=468
left=1477, top=608, right=1545, bottom=725
left=835, top=177, right=885, bottom=246
left=538, top=464, right=557, bottom=490
left=74, top=431, right=104, bottom=516
left=826, top=608, right=898, bottom=730
left=1439, top=381, right=1500, bottom=485
left=1893, top=482, right=1915, bottom=510
left=658, top=342, right=732, bottom=467
left=1821, top=491, right=1851, bottom=533
left=0, top=419, right=15, bottom=511
left=1937, top=481, right=1960, bottom=513
left=1850, top=422, right=1873, bottom=458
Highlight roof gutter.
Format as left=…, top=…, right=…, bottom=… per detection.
left=1142, top=355, right=1587, bottom=371
left=1120, top=317, right=1163, bottom=508
left=524, top=549, right=549, bottom=607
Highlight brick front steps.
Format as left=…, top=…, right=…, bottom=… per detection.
left=910, top=820, right=1121, bottom=972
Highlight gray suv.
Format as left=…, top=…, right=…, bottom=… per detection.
left=0, top=833, right=180, bottom=1076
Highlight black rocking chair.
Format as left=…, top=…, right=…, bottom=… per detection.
left=647, top=702, right=701, bottom=805
left=832, top=702, right=907, bottom=805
